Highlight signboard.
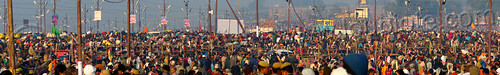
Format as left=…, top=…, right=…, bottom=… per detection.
left=94, top=11, right=102, bottom=20
left=52, top=15, right=59, bottom=25
left=217, top=19, right=244, bottom=34
left=161, top=17, right=167, bottom=24
left=315, top=20, right=335, bottom=31
left=130, top=15, right=136, bottom=23
left=184, top=20, right=190, bottom=27
left=23, top=19, right=28, bottom=26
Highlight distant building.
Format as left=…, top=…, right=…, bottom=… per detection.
left=335, top=13, right=356, bottom=19
left=259, top=20, right=274, bottom=32
left=355, top=8, right=369, bottom=18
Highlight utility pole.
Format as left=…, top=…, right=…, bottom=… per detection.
left=439, top=0, right=442, bottom=32
left=405, top=0, right=409, bottom=29
left=374, top=0, right=376, bottom=32
left=131, top=0, right=134, bottom=32
left=184, top=0, right=189, bottom=30
left=96, top=0, right=100, bottom=33
left=287, top=0, right=290, bottom=30
left=6, top=0, right=15, bottom=74
left=143, top=6, right=147, bottom=32
left=127, top=0, right=131, bottom=57
left=208, top=0, right=212, bottom=33
left=77, top=0, right=82, bottom=65
left=53, top=0, right=56, bottom=27
left=163, top=0, right=166, bottom=31
left=237, top=0, right=239, bottom=28
left=137, top=0, right=141, bottom=32
left=2, top=0, right=5, bottom=33
left=215, top=0, right=218, bottom=32
left=39, top=0, right=42, bottom=32
left=313, top=0, right=316, bottom=31
left=43, top=0, right=46, bottom=33
left=199, top=7, right=202, bottom=31
left=84, top=4, right=87, bottom=32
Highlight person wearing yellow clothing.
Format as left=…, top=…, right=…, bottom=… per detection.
left=382, top=64, right=388, bottom=75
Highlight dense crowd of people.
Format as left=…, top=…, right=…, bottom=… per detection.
left=0, top=28, right=500, bottom=75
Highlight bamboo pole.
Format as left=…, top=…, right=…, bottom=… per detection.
left=6, top=0, right=14, bottom=74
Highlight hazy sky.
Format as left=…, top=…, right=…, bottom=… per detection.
left=0, top=0, right=399, bottom=33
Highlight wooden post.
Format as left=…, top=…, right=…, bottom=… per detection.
left=6, top=0, right=15, bottom=74
left=127, top=0, right=131, bottom=57
left=488, top=0, right=492, bottom=54
left=208, top=0, right=212, bottom=32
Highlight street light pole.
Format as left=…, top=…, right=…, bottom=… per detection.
left=439, top=0, right=442, bottom=32
left=96, top=0, right=100, bottom=33
left=287, top=0, right=290, bottom=30
left=374, top=0, right=376, bottom=32
left=53, top=0, right=56, bottom=27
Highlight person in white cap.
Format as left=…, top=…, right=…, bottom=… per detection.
left=83, top=64, right=96, bottom=75
left=302, top=68, right=315, bottom=75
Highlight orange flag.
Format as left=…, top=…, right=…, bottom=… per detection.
left=143, top=27, right=148, bottom=33
left=471, top=23, right=476, bottom=29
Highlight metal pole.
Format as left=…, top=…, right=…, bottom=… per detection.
left=127, top=0, right=131, bottom=57
left=215, top=0, right=218, bottom=32
left=313, top=0, right=316, bottom=31
left=185, top=1, right=189, bottom=30
left=287, top=0, right=290, bottom=30
left=44, top=1, right=46, bottom=33
left=406, top=1, right=409, bottom=30
left=6, top=0, right=15, bottom=74
left=488, top=0, right=492, bottom=53
left=374, top=0, right=377, bottom=32
left=138, top=0, right=140, bottom=32
left=84, top=4, right=87, bottom=32
left=3, top=0, right=5, bottom=33
left=39, top=0, right=42, bottom=32
left=439, top=0, right=442, bottom=32
left=97, top=0, right=100, bottom=33
left=53, top=0, right=56, bottom=27
left=163, top=0, right=166, bottom=31
left=199, top=7, right=202, bottom=31
left=224, top=0, right=246, bottom=33
left=132, top=0, right=134, bottom=32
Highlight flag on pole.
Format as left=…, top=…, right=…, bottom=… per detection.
left=52, top=26, right=60, bottom=39
left=143, top=27, right=148, bottom=33
left=471, top=23, right=476, bottom=29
